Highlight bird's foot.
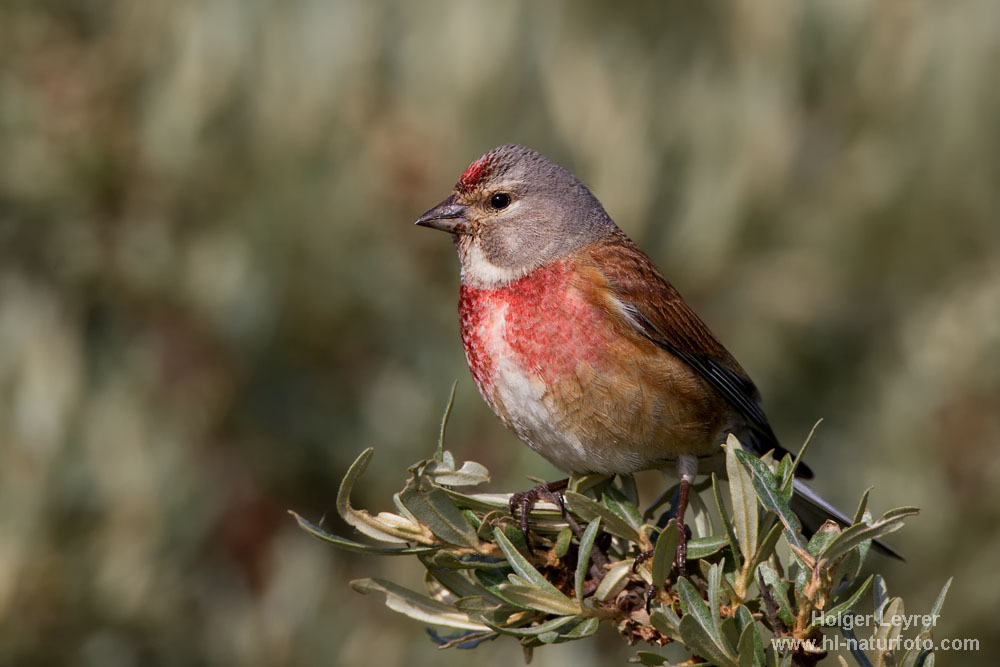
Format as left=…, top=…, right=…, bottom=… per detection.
left=508, top=479, right=570, bottom=549
left=632, top=547, right=654, bottom=573
left=675, top=522, right=692, bottom=577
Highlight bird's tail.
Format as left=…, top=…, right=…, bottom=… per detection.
left=791, top=480, right=904, bottom=560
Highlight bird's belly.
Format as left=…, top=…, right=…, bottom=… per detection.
left=459, top=262, right=721, bottom=474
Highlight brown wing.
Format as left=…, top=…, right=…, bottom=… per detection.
left=583, top=229, right=812, bottom=477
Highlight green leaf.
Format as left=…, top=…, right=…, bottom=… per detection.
left=757, top=562, right=795, bottom=630
left=873, top=575, right=889, bottom=623
left=797, top=520, right=841, bottom=593
left=422, top=559, right=510, bottom=607
left=435, top=380, right=458, bottom=460
left=564, top=491, right=643, bottom=542
left=399, top=482, right=481, bottom=549
left=677, top=577, right=737, bottom=666
left=750, top=522, right=783, bottom=571
left=725, top=435, right=759, bottom=562
left=486, top=613, right=577, bottom=637
left=636, top=650, right=668, bottom=666
left=424, top=459, right=491, bottom=487
left=819, top=507, right=918, bottom=565
left=492, top=527, right=576, bottom=604
left=651, top=519, right=680, bottom=585
left=619, top=474, right=640, bottom=508
left=923, top=577, right=952, bottom=632
left=553, top=526, right=573, bottom=559
left=873, top=597, right=904, bottom=667
left=831, top=541, right=864, bottom=588
left=776, top=456, right=794, bottom=501
left=561, top=616, right=600, bottom=639
left=687, top=534, right=729, bottom=560
left=575, top=517, right=601, bottom=601
left=688, top=487, right=715, bottom=538
left=737, top=618, right=766, bottom=667
left=678, top=615, right=738, bottom=667
left=650, top=605, right=684, bottom=643
left=707, top=561, right=725, bottom=641
left=424, top=550, right=508, bottom=570
left=603, top=485, right=644, bottom=532
left=495, top=585, right=581, bottom=617
left=712, top=472, right=741, bottom=562
left=734, top=604, right=755, bottom=634
left=351, top=577, right=490, bottom=631
left=734, top=450, right=806, bottom=550
left=780, top=419, right=822, bottom=497
left=594, top=560, right=633, bottom=602
left=853, top=487, right=874, bottom=525
left=815, top=575, right=874, bottom=626
left=453, top=596, right=514, bottom=626
left=290, top=511, right=437, bottom=554
left=335, top=448, right=434, bottom=544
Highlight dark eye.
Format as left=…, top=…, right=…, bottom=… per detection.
left=489, top=192, right=511, bottom=210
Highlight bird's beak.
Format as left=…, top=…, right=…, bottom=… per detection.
left=414, top=194, right=470, bottom=234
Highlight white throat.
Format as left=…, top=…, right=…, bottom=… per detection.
left=457, top=238, right=531, bottom=289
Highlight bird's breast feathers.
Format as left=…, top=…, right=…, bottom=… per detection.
left=458, top=251, right=726, bottom=473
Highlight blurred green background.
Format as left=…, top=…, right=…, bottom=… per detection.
left=1, top=1, right=998, bottom=665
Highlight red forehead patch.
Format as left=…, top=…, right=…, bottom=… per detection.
left=457, top=153, right=495, bottom=192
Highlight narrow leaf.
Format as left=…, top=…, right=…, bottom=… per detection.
left=575, top=518, right=601, bottom=601
left=853, top=487, right=874, bottom=525
left=561, top=617, right=600, bottom=639
left=553, top=526, right=573, bottom=559
left=677, top=577, right=736, bottom=665
left=815, top=575, right=875, bottom=626
left=485, top=613, right=577, bottom=637
left=757, top=562, right=796, bottom=629
left=563, top=491, right=643, bottom=542
left=679, top=614, right=738, bottom=667
left=351, top=577, right=490, bottom=631
left=335, top=449, right=434, bottom=544
left=594, top=560, right=633, bottom=602
left=923, top=578, right=952, bottom=633
left=820, top=508, right=918, bottom=565
left=602, top=485, right=644, bottom=531
left=734, top=450, right=806, bottom=550
left=712, top=472, right=741, bottom=561
left=436, top=380, right=458, bottom=460
left=496, top=585, right=581, bottom=616
left=737, top=619, right=766, bottom=667
left=725, top=435, right=759, bottom=562
left=780, top=418, right=822, bottom=497
left=290, top=511, right=436, bottom=554
left=399, top=483, right=481, bottom=548
left=424, top=459, right=491, bottom=487
left=649, top=605, right=684, bottom=643
left=651, top=519, right=680, bottom=585
left=687, top=535, right=729, bottom=560
left=873, top=597, right=904, bottom=667
left=492, top=527, right=575, bottom=602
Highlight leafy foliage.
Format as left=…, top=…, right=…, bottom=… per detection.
left=294, top=396, right=948, bottom=666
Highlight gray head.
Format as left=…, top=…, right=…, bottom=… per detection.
left=415, top=145, right=616, bottom=287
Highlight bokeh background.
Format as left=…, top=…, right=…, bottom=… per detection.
left=1, top=1, right=998, bottom=665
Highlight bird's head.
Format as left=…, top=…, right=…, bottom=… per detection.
left=415, top=144, right=615, bottom=287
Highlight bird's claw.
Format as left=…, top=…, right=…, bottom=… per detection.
left=508, top=479, right=569, bottom=549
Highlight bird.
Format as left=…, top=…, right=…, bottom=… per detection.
left=415, top=144, right=899, bottom=572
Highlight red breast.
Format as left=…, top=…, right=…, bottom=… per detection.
left=456, top=242, right=732, bottom=474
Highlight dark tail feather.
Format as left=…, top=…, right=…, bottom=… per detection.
left=791, top=480, right=904, bottom=561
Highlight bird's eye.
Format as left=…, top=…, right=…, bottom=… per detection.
left=489, top=192, right=511, bottom=210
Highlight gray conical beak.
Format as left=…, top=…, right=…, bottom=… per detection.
left=414, top=194, right=470, bottom=234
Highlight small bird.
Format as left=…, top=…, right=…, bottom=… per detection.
left=416, top=144, right=899, bottom=570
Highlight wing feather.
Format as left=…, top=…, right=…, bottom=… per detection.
left=584, top=230, right=812, bottom=478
